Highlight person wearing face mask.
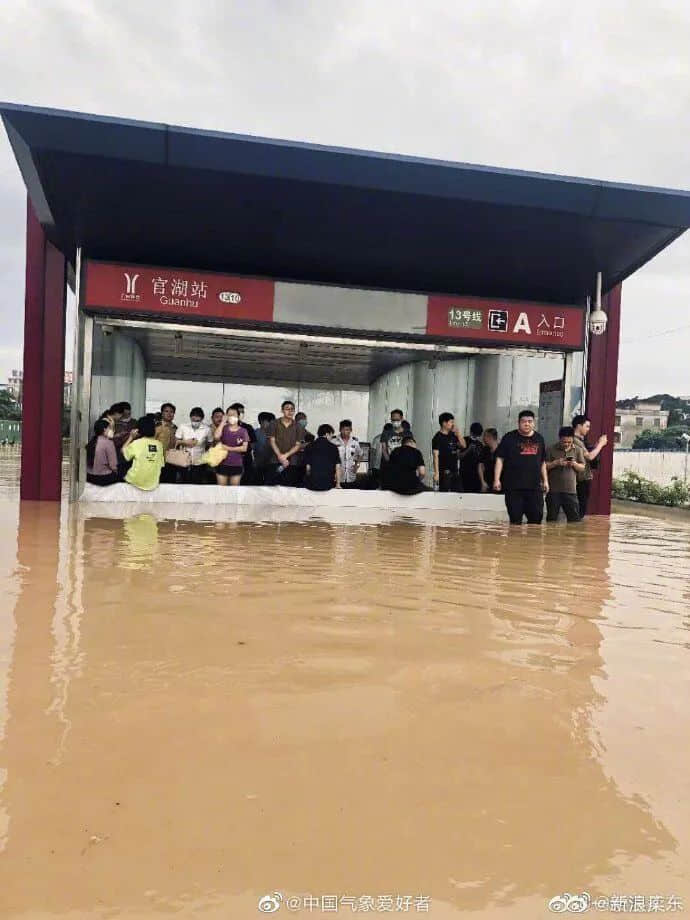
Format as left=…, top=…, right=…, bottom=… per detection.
left=380, top=410, right=414, bottom=489
left=174, top=407, right=211, bottom=484
left=228, top=402, right=257, bottom=484
left=214, top=407, right=248, bottom=486
left=295, top=412, right=315, bottom=444
left=86, top=418, right=119, bottom=486
left=98, top=407, right=118, bottom=436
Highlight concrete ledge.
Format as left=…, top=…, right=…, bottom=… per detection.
left=611, top=498, right=690, bottom=519
left=79, top=483, right=509, bottom=524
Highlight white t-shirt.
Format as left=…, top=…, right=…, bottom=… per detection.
left=176, top=423, right=211, bottom=464
left=334, top=436, right=363, bottom=483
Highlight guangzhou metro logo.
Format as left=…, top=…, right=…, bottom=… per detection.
left=121, top=272, right=141, bottom=303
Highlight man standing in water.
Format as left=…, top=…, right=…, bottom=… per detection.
left=545, top=426, right=586, bottom=522
left=571, top=414, right=608, bottom=518
left=493, top=410, right=548, bottom=524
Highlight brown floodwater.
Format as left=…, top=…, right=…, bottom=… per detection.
left=0, top=446, right=688, bottom=918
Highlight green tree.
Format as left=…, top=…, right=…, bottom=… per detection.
left=632, top=425, right=690, bottom=451
left=0, top=390, right=21, bottom=420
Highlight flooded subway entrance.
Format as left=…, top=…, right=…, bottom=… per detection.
left=79, top=315, right=571, bottom=512
left=4, top=102, right=690, bottom=917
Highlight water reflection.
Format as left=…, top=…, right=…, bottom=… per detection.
left=0, top=498, right=687, bottom=917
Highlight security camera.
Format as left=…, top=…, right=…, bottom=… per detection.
left=680, top=432, right=690, bottom=443
left=101, top=324, right=114, bottom=337
left=589, top=309, right=608, bottom=336
left=588, top=272, right=608, bottom=335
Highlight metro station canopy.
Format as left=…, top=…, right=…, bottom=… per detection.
left=2, top=101, right=690, bottom=305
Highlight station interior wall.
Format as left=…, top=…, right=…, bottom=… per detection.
left=90, top=326, right=569, bottom=458
left=90, top=325, right=146, bottom=424
left=369, top=352, right=565, bottom=458
left=145, top=379, right=371, bottom=440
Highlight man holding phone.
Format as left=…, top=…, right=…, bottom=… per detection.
left=544, top=426, right=586, bottom=522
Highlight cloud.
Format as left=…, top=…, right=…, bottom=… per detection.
left=0, top=0, right=688, bottom=395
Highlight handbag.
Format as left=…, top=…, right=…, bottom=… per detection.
left=165, top=448, right=192, bottom=468
left=201, top=443, right=228, bottom=468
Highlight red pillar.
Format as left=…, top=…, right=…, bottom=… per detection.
left=21, top=198, right=67, bottom=501
left=584, top=283, right=622, bottom=516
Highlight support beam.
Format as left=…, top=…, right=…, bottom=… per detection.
left=584, top=284, right=622, bottom=516
left=21, top=198, right=67, bottom=501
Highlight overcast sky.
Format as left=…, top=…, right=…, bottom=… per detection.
left=1, top=0, right=689, bottom=398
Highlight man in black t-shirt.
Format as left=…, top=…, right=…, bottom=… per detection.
left=388, top=436, right=428, bottom=495
left=478, top=427, right=499, bottom=492
left=431, top=412, right=465, bottom=492
left=459, top=421, right=484, bottom=492
left=304, top=424, right=342, bottom=491
left=494, top=410, right=548, bottom=524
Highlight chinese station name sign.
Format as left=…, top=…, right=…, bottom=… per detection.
left=85, top=261, right=585, bottom=350
left=427, top=295, right=585, bottom=349
left=84, top=261, right=275, bottom=322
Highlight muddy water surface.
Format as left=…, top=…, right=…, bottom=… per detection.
left=0, top=447, right=688, bottom=918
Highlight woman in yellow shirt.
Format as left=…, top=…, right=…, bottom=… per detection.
left=122, top=416, right=165, bottom=491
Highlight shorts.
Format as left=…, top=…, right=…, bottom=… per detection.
left=217, top=463, right=243, bottom=474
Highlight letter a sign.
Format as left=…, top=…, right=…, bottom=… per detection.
left=513, top=312, right=532, bottom=334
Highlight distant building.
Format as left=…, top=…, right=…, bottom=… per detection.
left=7, top=369, right=23, bottom=404
left=5, top=369, right=72, bottom=409
left=614, top=400, right=669, bottom=448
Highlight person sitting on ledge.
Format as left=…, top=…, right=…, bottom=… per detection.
left=388, top=435, right=429, bottom=495
left=86, top=418, right=119, bottom=486
left=112, top=401, right=135, bottom=452
left=122, top=415, right=165, bottom=491
left=304, top=424, right=342, bottom=491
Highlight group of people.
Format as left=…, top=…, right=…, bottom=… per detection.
left=489, top=411, right=607, bottom=524
left=85, top=399, right=607, bottom=523
left=85, top=400, right=371, bottom=492
left=422, top=409, right=606, bottom=522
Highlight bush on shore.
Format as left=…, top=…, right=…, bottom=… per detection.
left=612, top=471, right=690, bottom=507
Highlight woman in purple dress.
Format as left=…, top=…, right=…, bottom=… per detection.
left=214, top=407, right=248, bottom=486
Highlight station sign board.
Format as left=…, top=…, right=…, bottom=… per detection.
left=84, top=260, right=585, bottom=351
left=426, top=295, right=585, bottom=349
left=84, top=261, right=275, bottom=323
